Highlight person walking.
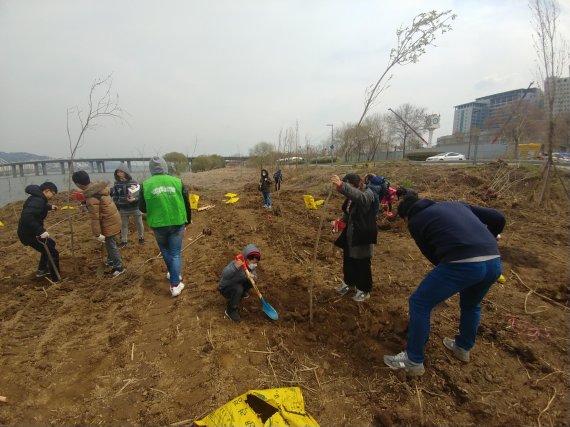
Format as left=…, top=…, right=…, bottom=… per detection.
left=17, top=182, right=61, bottom=282
left=273, top=169, right=283, bottom=192
left=111, top=162, right=145, bottom=247
left=139, top=156, right=191, bottom=297
left=383, top=194, right=505, bottom=376
left=331, top=173, right=378, bottom=302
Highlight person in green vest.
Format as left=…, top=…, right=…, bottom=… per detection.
left=139, top=156, right=191, bottom=297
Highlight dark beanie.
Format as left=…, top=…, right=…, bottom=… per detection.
left=39, top=182, right=58, bottom=194
left=72, top=170, right=91, bottom=186
left=342, top=173, right=360, bottom=187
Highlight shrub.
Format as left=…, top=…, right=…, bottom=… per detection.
left=191, top=155, right=226, bottom=172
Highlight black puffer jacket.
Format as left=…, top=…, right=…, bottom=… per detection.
left=111, top=163, right=140, bottom=210
left=17, top=185, right=51, bottom=244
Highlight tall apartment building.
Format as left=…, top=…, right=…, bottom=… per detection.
left=545, top=73, right=570, bottom=114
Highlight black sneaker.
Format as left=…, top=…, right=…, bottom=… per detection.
left=118, top=241, right=128, bottom=249
left=224, top=309, right=241, bottom=322
left=138, top=238, right=145, bottom=245
left=36, top=269, right=49, bottom=278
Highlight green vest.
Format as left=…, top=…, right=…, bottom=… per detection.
left=142, top=174, right=187, bottom=228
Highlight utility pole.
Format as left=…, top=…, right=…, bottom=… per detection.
left=327, top=123, right=334, bottom=166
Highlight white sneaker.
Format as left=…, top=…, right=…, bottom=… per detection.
left=166, top=272, right=182, bottom=281
left=170, top=282, right=185, bottom=297
left=352, top=290, right=370, bottom=302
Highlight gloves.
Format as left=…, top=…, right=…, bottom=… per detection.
left=332, top=219, right=346, bottom=233
left=96, top=234, right=106, bottom=243
left=39, top=231, right=49, bottom=239
left=51, top=205, right=58, bottom=211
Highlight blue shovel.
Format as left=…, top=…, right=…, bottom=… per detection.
left=236, top=254, right=278, bottom=320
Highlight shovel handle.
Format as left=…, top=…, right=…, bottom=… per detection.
left=235, top=254, right=262, bottom=298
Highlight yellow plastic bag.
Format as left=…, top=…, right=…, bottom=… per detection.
left=0, top=220, right=4, bottom=227
left=225, top=197, right=239, bottom=204
left=303, top=195, right=317, bottom=210
left=315, top=199, right=325, bottom=206
left=225, top=192, right=237, bottom=198
left=189, top=194, right=200, bottom=210
left=60, top=206, right=75, bottom=210
left=194, top=387, right=319, bottom=427
left=497, top=274, right=506, bottom=284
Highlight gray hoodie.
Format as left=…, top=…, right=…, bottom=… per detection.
left=219, top=244, right=261, bottom=292
left=149, top=156, right=168, bottom=175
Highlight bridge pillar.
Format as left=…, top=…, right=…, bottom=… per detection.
left=101, top=161, right=106, bottom=173
left=96, top=161, right=102, bottom=173
left=19, top=164, right=24, bottom=177
left=60, top=162, right=65, bottom=175
left=90, top=161, right=95, bottom=173
left=127, top=160, right=132, bottom=171
left=41, top=162, right=47, bottom=175
left=12, top=165, right=17, bottom=178
left=34, top=163, right=40, bottom=176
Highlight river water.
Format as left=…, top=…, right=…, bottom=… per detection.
left=0, top=166, right=150, bottom=207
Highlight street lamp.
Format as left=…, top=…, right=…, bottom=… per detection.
left=326, top=123, right=334, bottom=166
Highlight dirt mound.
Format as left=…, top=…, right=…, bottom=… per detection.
left=0, top=163, right=568, bottom=426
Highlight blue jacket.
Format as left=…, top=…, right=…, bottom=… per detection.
left=406, top=199, right=505, bottom=265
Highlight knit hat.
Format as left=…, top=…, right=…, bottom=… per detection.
left=342, top=173, right=360, bottom=187
left=242, top=244, right=261, bottom=260
left=72, top=170, right=91, bottom=186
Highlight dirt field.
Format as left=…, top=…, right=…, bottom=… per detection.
left=0, top=162, right=568, bottom=426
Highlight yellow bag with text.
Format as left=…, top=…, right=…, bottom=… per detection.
left=189, top=194, right=200, bottom=210
left=194, top=387, right=318, bottom=427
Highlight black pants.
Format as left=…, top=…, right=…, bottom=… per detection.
left=26, top=238, right=60, bottom=281
left=220, top=281, right=252, bottom=311
left=275, top=180, right=281, bottom=191
left=343, top=252, right=372, bottom=293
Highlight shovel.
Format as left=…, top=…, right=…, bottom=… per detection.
left=236, top=254, right=278, bottom=320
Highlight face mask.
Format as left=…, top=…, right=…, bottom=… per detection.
left=248, top=263, right=257, bottom=271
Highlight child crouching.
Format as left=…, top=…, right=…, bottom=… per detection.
left=219, top=244, right=261, bottom=322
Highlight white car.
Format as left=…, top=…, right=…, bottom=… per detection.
left=426, top=152, right=466, bottom=162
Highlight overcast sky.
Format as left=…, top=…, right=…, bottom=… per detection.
left=1, top=0, right=569, bottom=159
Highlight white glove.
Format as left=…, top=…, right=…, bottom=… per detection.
left=39, top=231, right=49, bottom=239
left=96, top=234, right=106, bottom=243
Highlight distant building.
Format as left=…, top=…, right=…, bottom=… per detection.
left=451, top=88, right=541, bottom=135
left=545, top=72, right=570, bottom=114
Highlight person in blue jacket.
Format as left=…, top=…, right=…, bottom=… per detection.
left=384, top=194, right=505, bottom=376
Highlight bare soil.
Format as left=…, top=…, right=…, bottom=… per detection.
left=0, top=162, right=568, bottom=426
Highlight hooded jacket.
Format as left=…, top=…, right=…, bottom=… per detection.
left=111, top=163, right=140, bottom=210
left=259, top=169, right=272, bottom=192
left=406, top=199, right=505, bottom=265
left=17, top=185, right=52, bottom=244
left=139, top=156, right=191, bottom=228
left=219, top=244, right=260, bottom=292
left=334, top=182, right=377, bottom=258
left=82, top=181, right=122, bottom=237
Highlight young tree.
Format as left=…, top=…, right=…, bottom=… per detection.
left=249, top=141, right=276, bottom=168
left=66, top=73, right=126, bottom=273
left=529, top=0, right=569, bottom=204
left=357, top=10, right=456, bottom=126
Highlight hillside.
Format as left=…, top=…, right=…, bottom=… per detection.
left=0, top=162, right=568, bottom=426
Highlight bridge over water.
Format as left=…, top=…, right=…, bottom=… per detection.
left=0, top=156, right=248, bottom=177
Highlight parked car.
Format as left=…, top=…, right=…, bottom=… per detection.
left=426, top=152, right=466, bottom=162
left=553, top=152, right=570, bottom=163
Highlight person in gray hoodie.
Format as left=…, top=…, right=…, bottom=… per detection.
left=219, top=244, right=261, bottom=322
left=111, top=162, right=144, bottom=247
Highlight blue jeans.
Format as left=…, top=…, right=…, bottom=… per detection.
left=152, top=224, right=185, bottom=286
left=105, top=236, right=123, bottom=269
left=406, top=258, right=502, bottom=363
left=262, top=192, right=271, bottom=207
